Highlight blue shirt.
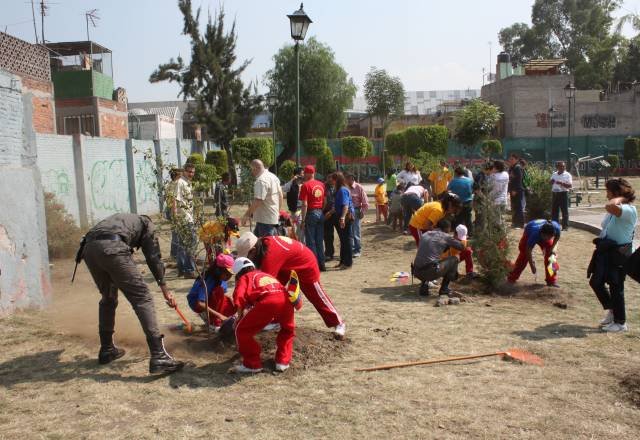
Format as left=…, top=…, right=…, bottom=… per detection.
left=186, top=274, right=227, bottom=310
left=334, top=186, right=354, bottom=216
left=524, top=219, right=561, bottom=248
left=601, top=204, right=637, bottom=245
left=447, top=177, right=474, bottom=203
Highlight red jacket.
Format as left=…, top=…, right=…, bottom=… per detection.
left=259, top=236, right=319, bottom=284
left=233, top=270, right=287, bottom=310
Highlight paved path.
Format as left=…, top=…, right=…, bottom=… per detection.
left=569, top=206, right=639, bottom=247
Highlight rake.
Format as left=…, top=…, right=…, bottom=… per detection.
left=355, top=348, right=543, bottom=372
left=173, top=306, right=193, bottom=334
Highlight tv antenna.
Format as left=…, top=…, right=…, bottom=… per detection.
left=39, top=1, right=58, bottom=43
left=85, top=9, right=99, bottom=41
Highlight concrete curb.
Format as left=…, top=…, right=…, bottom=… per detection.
left=568, top=220, right=601, bottom=236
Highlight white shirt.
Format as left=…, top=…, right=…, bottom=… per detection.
left=489, top=171, right=509, bottom=206
left=174, top=177, right=194, bottom=223
left=397, top=170, right=421, bottom=186
left=551, top=171, right=572, bottom=192
left=253, top=169, right=282, bottom=225
left=404, top=185, right=426, bottom=198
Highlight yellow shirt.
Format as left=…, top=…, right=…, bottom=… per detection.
left=409, top=201, right=445, bottom=230
left=428, top=167, right=452, bottom=196
left=442, top=239, right=467, bottom=259
left=374, top=183, right=388, bottom=205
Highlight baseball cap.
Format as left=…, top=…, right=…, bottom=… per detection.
left=235, top=231, right=258, bottom=257
left=376, top=177, right=385, bottom=184
left=232, top=257, right=254, bottom=274
left=456, top=224, right=468, bottom=241
left=304, top=165, right=315, bottom=174
left=215, top=253, right=234, bottom=270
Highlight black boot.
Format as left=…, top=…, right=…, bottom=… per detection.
left=148, top=335, right=184, bottom=374
left=98, top=331, right=125, bottom=365
left=418, top=281, right=430, bottom=297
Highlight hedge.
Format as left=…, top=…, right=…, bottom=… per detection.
left=316, top=146, right=335, bottom=176
left=186, top=153, right=205, bottom=165
left=342, top=136, right=371, bottom=159
left=303, top=138, right=328, bottom=157
left=279, top=160, right=296, bottom=181
left=205, top=150, right=228, bottom=174
left=385, top=131, right=406, bottom=157
left=231, top=137, right=274, bottom=167
left=623, top=137, right=640, bottom=161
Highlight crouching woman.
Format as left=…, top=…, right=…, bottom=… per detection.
left=589, top=178, right=637, bottom=333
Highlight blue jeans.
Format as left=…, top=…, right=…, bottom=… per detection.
left=176, top=224, right=197, bottom=273
left=401, top=194, right=424, bottom=230
left=254, top=222, right=278, bottom=238
left=304, top=209, right=325, bottom=267
left=351, top=207, right=362, bottom=254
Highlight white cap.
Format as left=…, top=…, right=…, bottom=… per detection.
left=232, top=257, right=254, bottom=274
left=455, top=224, right=468, bottom=241
left=235, top=231, right=258, bottom=257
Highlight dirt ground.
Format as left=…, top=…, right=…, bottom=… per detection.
left=2, top=210, right=640, bottom=439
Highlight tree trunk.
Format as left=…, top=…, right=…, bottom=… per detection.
left=223, top=143, right=238, bottom=185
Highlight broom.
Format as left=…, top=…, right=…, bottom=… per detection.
left=355, top=348, right=543, bottom=372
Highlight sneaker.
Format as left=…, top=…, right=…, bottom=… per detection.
left=353, top=252, right=361, bottom=258
left=418, top=282, right=429, bottom=297
left=334, top=323, right=346, bottom=340
left=428, top=280, right=439, bottom=287
left=466, top=272, right=479, bottom=279
left=599, top=310, right=614, bottom=327
left=275, top=363, right=290, bottom=372
left=601, top=322, right=628, bottom=333
left=262, top=323, right=281, bottom=332
left=228, top=364, right=263, bottom=374
left=546, top=282, right=560, bottom=288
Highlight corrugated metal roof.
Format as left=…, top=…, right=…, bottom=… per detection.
left=127, top=102, right=182, bottom=120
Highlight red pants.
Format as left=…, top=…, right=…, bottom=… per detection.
left=194, top=286, right=236, bottom=327
left=408, top=225, right=425, bottom=247
left=459, top=247, right=474, bottom=273
left=235, top=293, right=295, bottom=369
left=508, top=233, right=556, bottom=284
left=277, top=270, right=342, bottom=328
left=376, top=204, right=388, bottom=223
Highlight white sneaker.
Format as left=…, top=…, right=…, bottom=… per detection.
left=599, top=310, right=614, bottom=327
left=228, top=364, right=263, bottom=374
left=275, top=363, right=289, bottom=372
left=353, top=252, right=361, bottom=258
left=428, top=281, right=438, bottom=288
left=334, top=323, right=346, bottom=340
left=262, top=323, right=281, bottom=332
left=601, top=322, right=629, bottom=333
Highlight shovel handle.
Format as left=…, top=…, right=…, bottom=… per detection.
left=174, top=306, right=193, bottom=333
left=355, top=352, right=507, bottom=372
left=207, top=306, right=229, bottom=322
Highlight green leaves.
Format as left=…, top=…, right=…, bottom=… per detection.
left=341, top=136, right=371, bottom=160
left=278, top=160, right=297, bottom=181
left=623, top=137, right=640, bottom=161
left=364, top=67, right=405, bottom=135
left=230, top=138, right=274, bottom=168
left=454, top=99, right=502, bottom=150
left=303, top=138, right=328, bottom=157
left=481, top=139, right=503, bottom=158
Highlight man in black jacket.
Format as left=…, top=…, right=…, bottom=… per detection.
left=508, top=153, right=525, bottom=228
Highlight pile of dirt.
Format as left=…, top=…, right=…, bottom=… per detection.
left=620, top=372, right=640, bottom=408
left=453, top=277, right=571, bottom=306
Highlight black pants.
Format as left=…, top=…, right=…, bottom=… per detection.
left=336, top=219, right=353, bottom=267
left=413, top=256, right=459, bottom=294
left=454, top=202, right=473, bottom=235
left=551, top=192, right=569, bottom=228
left=323, top=212, right=336, bottom=258
left=510, top=190, right=525, bottom=227
left=590, top=251, right=627, bottom=324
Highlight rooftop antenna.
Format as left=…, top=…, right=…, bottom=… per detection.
left=85, top=9, right=99, bottom=42
left=39, top=1, right=57, bottom=43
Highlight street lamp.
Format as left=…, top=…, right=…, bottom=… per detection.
left=564, top=83, right=576, bottom=165
left=267, top=94, right=278, bottom=175
left=548, top=106, right=556, bottom=163
left=287, top=3, right=312, bottom=166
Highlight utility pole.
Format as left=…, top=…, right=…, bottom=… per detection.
left=40, top=1, right=47, bottom=44
left=488, top=41, right=492, bottom=81
left=30, top=0, right=39, bottom=43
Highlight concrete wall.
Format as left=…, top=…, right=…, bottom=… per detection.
left=0, top=69, right=51, bottom=317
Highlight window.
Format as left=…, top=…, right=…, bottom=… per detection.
left=63, top=115, right=96, bottom=136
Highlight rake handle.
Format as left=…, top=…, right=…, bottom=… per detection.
left=174, top=306, right=193, bottom=333
left=355, top=352, right=507, bottom=372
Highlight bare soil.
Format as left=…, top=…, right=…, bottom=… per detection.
left=1, top=211, right=640, bottom=439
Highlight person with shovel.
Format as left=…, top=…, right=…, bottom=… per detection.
left=235, top=231, right=346, bottom=340
left=507, top=219, right=561, bottom=287
left=79, top=213, right=184, bottom=374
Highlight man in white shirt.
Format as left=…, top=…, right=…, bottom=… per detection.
left=243, top=159, right=284, bottom=237
left=550, top=161, right=572, bottom=230
left=172, top=163, right=197, bottom=278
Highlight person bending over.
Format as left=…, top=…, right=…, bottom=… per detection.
left=507, top=219, right=561, bottom=287
left=187, top=253, right=236, bottom=330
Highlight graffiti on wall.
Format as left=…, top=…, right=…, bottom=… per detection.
left=581, top=114, right=616, bottom=129
left=135, top=159, right=158, bottom=205
left=43, top=169, right=71, bottom=196
left=90, top=159, right=129, bottom=212
left=535, top=112, right=567, bottom=129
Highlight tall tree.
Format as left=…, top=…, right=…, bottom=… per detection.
left=454, top=100, right=502, bottom=155
left=498, top=0, right=622, bottom=89
left=149, top=0, right=262, bottom=181
left=265, top=37, right=357, bottom=166
left=364, top=67, right=405, bottom=138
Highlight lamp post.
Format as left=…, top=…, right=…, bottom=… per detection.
left=548, top=106, right=556, bottom=164
left=564, top=83, right=576, bottom=166
left=267, top=94, right=278, bottom=176
left=287, top=3, right=312, bottom=166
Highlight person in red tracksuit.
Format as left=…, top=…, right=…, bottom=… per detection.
left=235, top=232, right=346, bottom=340
left=228, top=257, right=295, bottom=374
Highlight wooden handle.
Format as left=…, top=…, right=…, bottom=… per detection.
left=207, top=306, right=229, bottom=321
left=174, top=306, right=193, bottom=333
left=355, top=352, right=506, bottom=372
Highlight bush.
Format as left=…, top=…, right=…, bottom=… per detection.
left=623, top=137, right=640, bottom=161
left=404, top=125, right=449, bottom=157
left=385, top=131, right=407, bottom=157
left=192, top=163, right=218, bottom=193
left=303, top=138, right=328, bottom=157
left=524, top=164, right=552, bottom=221
left=316, top=146, right=335, bottom=177
left=186, top=153, right=205, bottom=165
left=607, top=154, right=620, bottom=168
left=44, top=192, right=83, bottom=259
left=481, top=139, right=502, bottom=158
left=341, top=136, right=371, bottom=160
left=205, top=150, right=228, bottom=174
left=231, top=137, right=274, bottom=167
left=412, top=152, right=446, bottom=181
left=279, top=160, right=296, bottom=181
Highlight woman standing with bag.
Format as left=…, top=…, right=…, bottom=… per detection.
left=330, top=172, right=355, bottom=269
left=588, top=178, right=637, bottom=333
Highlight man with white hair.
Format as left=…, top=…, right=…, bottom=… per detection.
left=242, top=159, right=284, bottom=237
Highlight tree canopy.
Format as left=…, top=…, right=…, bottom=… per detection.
left=364, top=67, right=405, bottom=137
left=265, top=37, right=357, bottom=166
left=454, top=100, right=502, bottom=151
left=149, top=0, right=262, bottom=181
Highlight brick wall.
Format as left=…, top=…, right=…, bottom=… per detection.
left=99, top=112, right=128, bottom=139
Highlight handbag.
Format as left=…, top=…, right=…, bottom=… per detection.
left=624, top=246, right=640, bottom=283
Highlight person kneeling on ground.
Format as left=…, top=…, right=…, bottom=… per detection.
left=507, top=219, right=561, bottom=287
left=408, top=192, right=462, bottom=246
left=81, top=213, right=184, bottom=374
left=228, top=258, right=295, bottom=374
left=187, top=253, right=236, bottom=331
left=441, top=224, right=476, bottom=278
left=412, top=219, right=465, bottom=297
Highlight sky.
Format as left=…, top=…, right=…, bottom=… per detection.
left=3, top=0, right=640, bottom=102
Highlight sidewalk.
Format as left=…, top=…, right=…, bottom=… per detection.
left=569, top=206, right=639, bottom=247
